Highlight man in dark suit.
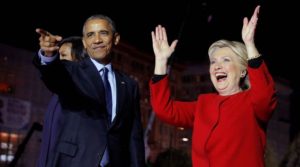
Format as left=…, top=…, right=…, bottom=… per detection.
left=34, top=15, right=145, bottom=167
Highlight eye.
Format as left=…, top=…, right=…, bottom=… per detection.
left=86, top=32, right=94, bottom=38
left=210, top=60, right=215, bottom=64
left=100, top=30, right=109, bottom=36
left=223, top=57, right=231, bottom=62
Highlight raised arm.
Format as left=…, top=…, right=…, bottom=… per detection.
left=150, top=25, right=195, bottom=128
left=242, top=5, right=260, bottom=59
left=243, top=6, right=277, bottom=121
left=36, top=28, right=62, bottom=56
left=151, top=25, right=178, bottom=75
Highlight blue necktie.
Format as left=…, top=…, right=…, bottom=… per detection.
left=102, top=67, right=112, bottom=122
left=100, top=148, right=109, bottom=167
left=100, top=67, right=111, bottom=167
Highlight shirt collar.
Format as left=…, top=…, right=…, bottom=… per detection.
left=89, top=58, right=112, bottom=72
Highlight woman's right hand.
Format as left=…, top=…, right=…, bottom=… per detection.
left=151, top=25, right=178, bottom=74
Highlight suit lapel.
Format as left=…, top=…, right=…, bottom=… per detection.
left=110, top=70, right=127, bottom=127
left=81, top=60, right=126, bottom=127
left=80, top=58, right=105, bottom=102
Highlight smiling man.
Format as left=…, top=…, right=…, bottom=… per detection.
left=34, top=15, right=145, bottom=167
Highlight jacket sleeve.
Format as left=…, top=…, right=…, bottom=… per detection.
left=130, top=81, right=146, bottom=167
left=33, top=54, right=75, bottom=95
left=248, top=60, right=277, bottom=122
left=33, top=54, right=91, bottom=108
left=149, top=76, right=196, bottom=128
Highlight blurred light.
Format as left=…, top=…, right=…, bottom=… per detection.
left=0, top=82, right=13, bottom=94
left=0, top=154, right=14, bottom=162
left=177, top=127, right=184, bottom=130
left=0, top=132, right=9, bottom=140
left=1, top=142, right=13, bottom=149
left=207, top=15, right=213, bottom=23
left=182, top=137, right=189, bottom=142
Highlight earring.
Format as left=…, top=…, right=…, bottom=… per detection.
left=241, top=70, right=247, bottom=78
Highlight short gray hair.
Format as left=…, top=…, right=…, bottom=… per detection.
left=82, top=14, right=117, bottom=35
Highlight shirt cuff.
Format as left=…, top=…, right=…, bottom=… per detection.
left=248, top=56, right=263, bottom=68
left=38, top=49, right=58, bottom=65
left=152, top=74, right=167, bottom=83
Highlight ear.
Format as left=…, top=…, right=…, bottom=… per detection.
left=114, top=33, right=120, bottom=45
left=82, top=39, right=87, bottom=49
left=241, top=70, right=247, bottom=78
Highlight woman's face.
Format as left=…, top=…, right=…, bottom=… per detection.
left=209, top=47, right=244, bottom=96
left=59, top=43, right=73, bottom=61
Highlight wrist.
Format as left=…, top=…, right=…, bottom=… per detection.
left=247, top=54, right=261, bottom=61
left=154, top=64, right=167, bottom=75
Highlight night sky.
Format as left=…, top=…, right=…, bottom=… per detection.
left=0, top=0, right=296, bottom=80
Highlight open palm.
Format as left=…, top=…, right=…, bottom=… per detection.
left=151, top=25, right=178, bottom=62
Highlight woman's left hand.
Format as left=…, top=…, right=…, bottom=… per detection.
left=242, top=5, right=260, bottom=46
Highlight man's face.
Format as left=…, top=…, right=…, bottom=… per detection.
left=82, top=18, right=119, bottom=64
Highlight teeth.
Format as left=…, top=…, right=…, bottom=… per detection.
left=215, top=73, right=227, bottom=77
left=215, top=72, right=227, bottom=81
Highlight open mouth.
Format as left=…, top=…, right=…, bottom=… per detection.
left=215, top=73, right=227, bottom=82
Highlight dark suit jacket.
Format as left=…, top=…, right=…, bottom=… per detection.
left=34, top=56, right=145, bottom=167
left=36, top=94, right=63, bottom=167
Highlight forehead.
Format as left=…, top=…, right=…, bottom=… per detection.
left=210, top=47, right=236, bottom=58
left=59, top=43, right=72, bottom=52
left=83, top=19, right=112, bottom=33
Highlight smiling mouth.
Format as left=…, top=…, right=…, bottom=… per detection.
left=216, top=73, right=227, bottom=82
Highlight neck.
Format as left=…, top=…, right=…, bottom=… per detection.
left=219, top=87, right=242, bottom=96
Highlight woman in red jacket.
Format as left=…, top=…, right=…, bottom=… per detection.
left=149, top=5, right=277, bottom=167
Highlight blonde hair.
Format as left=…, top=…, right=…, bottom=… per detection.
left=208, top=39, right=250, bottom=90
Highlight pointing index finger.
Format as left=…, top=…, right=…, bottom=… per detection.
left=36, top=28, right=51, bottom=37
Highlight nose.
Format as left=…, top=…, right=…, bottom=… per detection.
left=214, top=62, right=222, bottom=70
left=94, top=33, right=103, bottom=43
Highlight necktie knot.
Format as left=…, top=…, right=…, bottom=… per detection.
left=103, top=67, right=109, bottom=79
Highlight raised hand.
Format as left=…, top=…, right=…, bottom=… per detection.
left=36, top=28, right=62, bottom=57
left=242, top=5, right=260, bottom=59
left=242, top=5, right=260, bottom=46
left=151, top=25, right=178, bottom=74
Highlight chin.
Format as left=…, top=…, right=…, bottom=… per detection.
left=92, top=55, right=107, bottom=60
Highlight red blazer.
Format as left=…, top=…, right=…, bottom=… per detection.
left=150, top=61, right=277, bottom=167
